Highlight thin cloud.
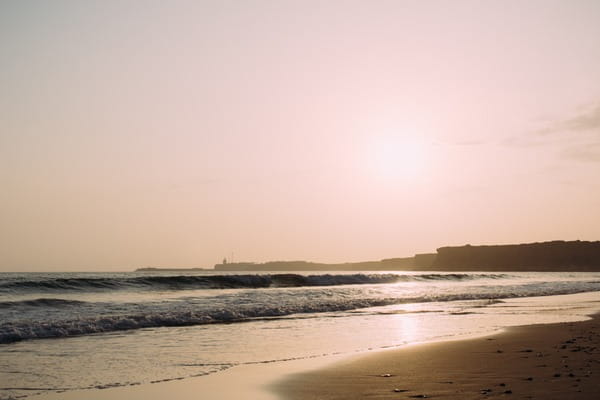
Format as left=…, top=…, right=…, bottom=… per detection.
left=505, top=103, right=600, bottom=152
left=537, top=103, right=600, bottom=136
left=502, top=135, right=548, bottom=148
left=562, top=142, right=600, bottom=163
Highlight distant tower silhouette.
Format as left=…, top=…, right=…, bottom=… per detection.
left=223, top=257, right=227, bottom=264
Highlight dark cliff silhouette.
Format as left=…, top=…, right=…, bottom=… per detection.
left=136, top=241, right=600, bottom=272
left=433, top=240, right=600, bottom=271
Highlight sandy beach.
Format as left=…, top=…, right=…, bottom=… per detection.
left=26, top=312, right=600, bottom=400
left=274, top=315, right=600, bottom=400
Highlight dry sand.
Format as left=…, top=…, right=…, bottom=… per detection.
left=274, top=315, right=600, bottom=400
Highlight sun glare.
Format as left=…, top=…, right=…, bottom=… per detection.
left=371, top=135, right=427, bottom=182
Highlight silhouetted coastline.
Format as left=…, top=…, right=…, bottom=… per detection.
left=212, top=254, right=436, bottom=271
left=433, top=240, right=600, bottom=271
left=136, top=267, right=208, bottom=272
left=211, top=241, right=600, bottom=272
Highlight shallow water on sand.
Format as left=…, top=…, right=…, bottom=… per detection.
left=1, top=271, right=600, bottom=400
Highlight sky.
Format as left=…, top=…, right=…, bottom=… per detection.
left=1, top=0, right=600, bottom=271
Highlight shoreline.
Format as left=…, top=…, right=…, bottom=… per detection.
left=24, top=292, right=600, bottom=400
left=273, top=314, right=600, bottom=399
left=29, top=318, right=599, bottom=400
left=25, top=328, right=510, bottom=400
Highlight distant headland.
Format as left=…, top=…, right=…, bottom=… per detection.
left=432, top=240, right=600, bottom=271
left=212, top=253, right=437, bottom=271
left=136, top=240, right=600, bottom=272
left=136, top=267, right=208, bottom=272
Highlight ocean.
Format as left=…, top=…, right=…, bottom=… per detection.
left=1, top=270, right=600, bottom=400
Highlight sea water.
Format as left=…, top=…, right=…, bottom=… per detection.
left=1, top=271, right=600, bottom=400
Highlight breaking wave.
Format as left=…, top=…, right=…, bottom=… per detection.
left=0, top=284, right=593, bottom=344
left=0, top=298, right=86, bottom=308
left=0, top=273, right=507, bottom=293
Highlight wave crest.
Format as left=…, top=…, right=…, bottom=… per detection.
left=0, top=273, right=507, bottom=292
left=0, top=298, right=86, bottom=308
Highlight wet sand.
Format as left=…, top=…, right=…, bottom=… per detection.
left=274, top=315, right=600, bottom=400
left=29, top=315, right=600, bottom=400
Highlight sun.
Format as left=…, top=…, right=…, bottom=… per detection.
left=370, top=135, right=427, bottom=182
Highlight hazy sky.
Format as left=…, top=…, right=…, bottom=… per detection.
left=1, top=0, right=600, bottom=271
